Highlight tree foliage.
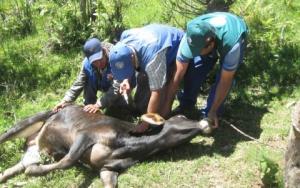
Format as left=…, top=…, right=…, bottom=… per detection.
left=91, top=0, right=129, bottom=42
left=162, top=0, right=235, bottom=26
left=42, top=0, right=128, bottom=51
left=45, top=1, right=92, bottom=52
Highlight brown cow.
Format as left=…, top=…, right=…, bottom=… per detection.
left=0, top=104, right=211, bottom=188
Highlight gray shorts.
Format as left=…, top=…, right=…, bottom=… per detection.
left=145, top=48, right=168, bottom=90
left=134, top=48, right=174, bottom=114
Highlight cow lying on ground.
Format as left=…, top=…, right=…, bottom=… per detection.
left=0, top=104, right=211, bottom=188
left=285, top=101, right=300, bottom=187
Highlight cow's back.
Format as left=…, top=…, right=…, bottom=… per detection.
left=37, top=105, right=134, bottom=156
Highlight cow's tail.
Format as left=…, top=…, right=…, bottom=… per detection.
left=0, top=110, right=54, bottom=144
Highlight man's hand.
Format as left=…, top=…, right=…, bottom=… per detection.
left=53, top=101, right=70, bottom=112
left=119, top=79, right=130, bottom=95
left=119, top=79, right=131, bottom=104
left=207, top=69, right=236, bottom=129
left=161, top=60, right=189, bottom=118
left=207, top=111, right=219, bottom=129
left=83, top=103, right=101, bottom=113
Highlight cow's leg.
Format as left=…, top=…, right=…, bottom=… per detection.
left=99, top=158, right=138, bottom=188
left=84, top=144, right=117, bottom=188
left=100, top=170, right=118, bottom=188
left=25, top=134, right=93, bottom=176
left=0, top=162, right=24, bottom=183
left=0, top=139, right=41, bottom=183
left=0, top=148, right=40, bottom=182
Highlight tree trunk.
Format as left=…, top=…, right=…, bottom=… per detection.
left=207, top=0, right=234, bottom=12
left=80, top=0, right=87, bottom=22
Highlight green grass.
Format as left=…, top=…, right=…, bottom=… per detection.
left=1, top=0, right=300, bottom=187
left=0, top=91, right=291, bottom=187
left=123, top=0, right=166, bottom=27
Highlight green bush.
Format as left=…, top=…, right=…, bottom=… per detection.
left=229, top=0, right=300, bottom=105
left=0, top=39, right=45, bottom=96
left=43, top=0, right=131, bottom=50
left=91, top=0, right=128, bottom=42
left=0, top=0, right=36, bottom=40
left=45, top=1, right=92, bottom=52
left=259, top=155, right=283, bottom=187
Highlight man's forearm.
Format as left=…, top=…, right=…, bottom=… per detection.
left=162, top=77, right=181, bottom=116
left=147, top=90, right=161, bottom=114
left=62, top=67, right=86, bottom=102
left=210, top=70, right=235, bottom=114
left=63, top=85, right=84, bottom=102
left=161, top=61, right=188, bottom=117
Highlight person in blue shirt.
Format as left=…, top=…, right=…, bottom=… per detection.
left=162, top=12, right=248, bottom=129
left=53, top=38, right=122, bottom=113
left=109, top=24, right=184, bottom=132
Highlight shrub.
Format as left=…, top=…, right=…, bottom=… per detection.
left=45, top=1, right=92, bottom=52
left=259, top=155, right=283, bottom=187
left=231, top=0, right=300, bottom=104
left=0, top=0, right=36, bottom=40
left=91, top=0, right=128, bottom=42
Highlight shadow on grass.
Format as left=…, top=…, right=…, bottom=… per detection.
left=212, top=99, right=266, bottom=157
left=74, top=165, right=99, bottom=188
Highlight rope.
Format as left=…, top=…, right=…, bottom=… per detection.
left=221, top=119, right=284, bottom=151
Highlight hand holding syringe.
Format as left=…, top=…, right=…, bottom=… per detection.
left=119, top=79, right=130, bottom=104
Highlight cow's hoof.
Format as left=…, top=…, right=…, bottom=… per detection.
left=25, top=165, right=44, bottom=176
left=199, top=119, right=213, bottom=134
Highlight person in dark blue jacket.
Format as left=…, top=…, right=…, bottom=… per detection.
left=53, top=38, right=123, bottom=113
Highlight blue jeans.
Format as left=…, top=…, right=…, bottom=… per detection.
left=177, top=52, right=220, bottom=115
left=178, top=37, right=246, bottom=117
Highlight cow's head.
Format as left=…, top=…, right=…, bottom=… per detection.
left=142, top=113, right=213, bottom=135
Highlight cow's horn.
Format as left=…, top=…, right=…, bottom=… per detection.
left=141, top=113, right=165, bottom=125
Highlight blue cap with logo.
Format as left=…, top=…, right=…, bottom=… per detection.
left=181, top=20, right=215, bottom=58
left=109, top=42, right=134, bottom=81
left=83, top=38, right=103, bottom=63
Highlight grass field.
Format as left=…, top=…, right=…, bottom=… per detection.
left=1, top=0, right=300, bottom=187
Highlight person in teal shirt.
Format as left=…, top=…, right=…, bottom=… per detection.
left=162, top=12, right=248, bottom=129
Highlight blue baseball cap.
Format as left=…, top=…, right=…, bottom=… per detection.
left=109, top=42, right=134, bottom=81
left=83, top=38, right=103, bottom=63
left=181, top=20, right=215, bottom=58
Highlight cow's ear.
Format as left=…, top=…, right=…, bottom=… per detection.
left=141, top=113, right=165, bottom=125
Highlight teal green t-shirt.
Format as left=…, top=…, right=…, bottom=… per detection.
left=195, top=12, right=248, bottom=58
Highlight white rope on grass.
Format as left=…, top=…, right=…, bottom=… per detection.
left=221, top=119, right=284, bottom=151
